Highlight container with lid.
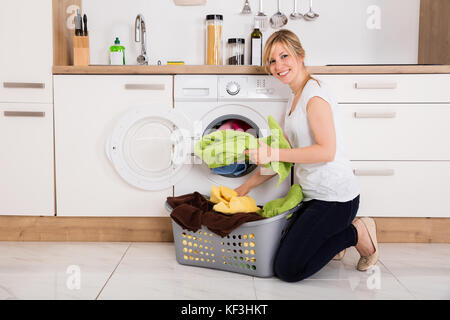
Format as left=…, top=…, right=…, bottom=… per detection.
left=109, top=37, right=125, bottom=65
left=227, top=38, right=245, bottom=65
left=206, top=14, right=223, bottom=65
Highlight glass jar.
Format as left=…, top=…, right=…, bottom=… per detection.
left=206, top=14, right=223, bottom=65
left=227, top=38, right=245, bottom=65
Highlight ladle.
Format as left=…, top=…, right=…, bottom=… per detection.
left=290, top=0, right=303, bottom=20
left=270, top=0, right=288, bottom=29
left=304, top=0, right=319, bottom=21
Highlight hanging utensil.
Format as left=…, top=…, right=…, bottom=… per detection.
left=290, top=0, right=303, bottom=20
left=270, top=0, right=288, bottom=29
left=241, top=0, right=252, bottom=14
left=304, top=0, right=319, bottom=21
left=255, top=0, right=268, bottom=32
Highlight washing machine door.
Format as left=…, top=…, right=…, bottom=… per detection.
left=106, top=106, right=192, bottom=191
left=199, top=103, right=272, bottom=183
left=200, top=104, right=269, bottom=138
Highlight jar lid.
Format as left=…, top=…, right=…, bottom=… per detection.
left=228, top=38, right=245, bottom=44
left=206, top=14, right=223, bottom=20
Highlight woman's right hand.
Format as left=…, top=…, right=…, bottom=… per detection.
left=235, top=184, right=251, bottom=197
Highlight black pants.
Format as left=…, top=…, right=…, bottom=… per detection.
left=273, top=195, right=360, bottom=282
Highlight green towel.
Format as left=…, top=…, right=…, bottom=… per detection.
left=260, top=116, right=293, bottom=187
left=194, top=116, right=292, bottom=186
left=194, top=130, right=258, bottom=169
left=257, top=184, right=303, bottom=218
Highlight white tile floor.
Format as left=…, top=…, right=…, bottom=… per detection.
left=0, top=242, right=448, bottom=300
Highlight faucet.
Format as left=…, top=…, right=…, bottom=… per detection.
left=135, top=14, right=148, bottom=65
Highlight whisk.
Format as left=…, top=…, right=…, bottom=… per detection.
left=255, top=0, right=268, bottom=32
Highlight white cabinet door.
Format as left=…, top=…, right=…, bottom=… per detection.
left=0, top=0, right=53, bottom=103
left=0, top=103, right=55, bottom=215
left=54, top=75, right=175, bottom=217
left=316, top=75, right=450, bottom=103
left=340, top=104, right=450, bottom=160
left=352, top=161, right=450, bottom=217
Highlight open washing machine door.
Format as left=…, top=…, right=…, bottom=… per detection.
left=106, top=106, right=192, bottom=191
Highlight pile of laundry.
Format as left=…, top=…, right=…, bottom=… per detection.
left=169, top=115, right=303, bottom=237
left=194, top=116, right=292, bottom=187
left=167, top=184, right=303, bottom=237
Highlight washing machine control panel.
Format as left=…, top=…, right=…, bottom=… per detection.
left=226, top=81, right=241, bottom=96
left=218, top=76, right=290, bottom=100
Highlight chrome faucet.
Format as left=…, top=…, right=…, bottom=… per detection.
left=135, top=14, right=148, bottom=65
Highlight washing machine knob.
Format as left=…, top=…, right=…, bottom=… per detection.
left=226, top=82, right=241, bottom=96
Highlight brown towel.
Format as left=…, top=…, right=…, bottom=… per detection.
left=167, top=192, right=264, bottom=237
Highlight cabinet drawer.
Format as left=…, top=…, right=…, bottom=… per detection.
left=54, top=75, right=173, bottom=105
left=0, top=103, right=54, bottom=215
left=0, top=80, right=52, bottom=104
left=352, top=161, right=450, bottom=217
left=340, top=104, right=450, bottom=160
left=315, top=75, right=450, bottom=103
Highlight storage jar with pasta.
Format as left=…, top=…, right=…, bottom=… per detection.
left=206, top=14, right=223, bottom=65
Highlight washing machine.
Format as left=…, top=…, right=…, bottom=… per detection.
left=173, top=75, right=292, bottom=205
left=55, top=75, right=291, bottom=217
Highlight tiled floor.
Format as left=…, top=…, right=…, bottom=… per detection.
left=0, top=242, right=448, bottom=300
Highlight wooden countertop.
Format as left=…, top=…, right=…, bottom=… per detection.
left=53, top=65, right=450, bottom=75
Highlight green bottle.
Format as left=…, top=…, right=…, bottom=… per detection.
left=250, top=20, right=263, bottom=66
left=109, top=37, right=125, bottom=65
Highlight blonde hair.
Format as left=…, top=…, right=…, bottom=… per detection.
left=262, top=29, right=319, bottom=89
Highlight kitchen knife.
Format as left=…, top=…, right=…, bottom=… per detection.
left=83, top=14, right=88, bottom=36
left=74, top=9, right=82, bottom=36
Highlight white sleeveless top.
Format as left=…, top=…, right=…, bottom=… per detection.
left=283, top=79, right=360, bottom=202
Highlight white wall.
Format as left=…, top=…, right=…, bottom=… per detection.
left=83, top=0, right=420, bottom=66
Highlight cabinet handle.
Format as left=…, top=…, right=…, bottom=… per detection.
left=3, top=82, right=45, bottom=89
left=354, top=82, right=397, bottom=89
left=124, top=84, right=165, bottom=90
left=354, top=112, right=397, bottom=119
left=3, top=111, right=45, bottom=117
left=353, top=169, right=395, bottom=176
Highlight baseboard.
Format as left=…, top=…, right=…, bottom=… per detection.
left=0, top=216, right=448, bottom=243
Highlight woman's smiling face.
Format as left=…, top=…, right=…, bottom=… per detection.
left=269, top=42, right=304, bottom=86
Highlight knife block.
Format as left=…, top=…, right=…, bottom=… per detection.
left=73, top=36, right=90, bottom=66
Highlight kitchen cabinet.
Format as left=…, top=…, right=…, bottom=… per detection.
left=0, top=103, right=54, bottom=215
left=339, top=104, right=450, bottom=160
left=0, top=0, right=54, bottom=215
left=53, top=75, right=174, bottom=217
left=0, top=0, right=53, bottom=103
left=315, top=74, right=450, bottom=217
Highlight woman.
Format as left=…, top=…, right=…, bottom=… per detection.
left=235, top=29, right=379, bottom=282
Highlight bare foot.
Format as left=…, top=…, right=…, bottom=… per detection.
left=353, top=219, right=376, bottom=257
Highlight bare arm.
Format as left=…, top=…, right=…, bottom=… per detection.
left=235, top=169, right=276, bottom=196
left=236, top=96, right=336, bottom=195
left=274, top=96, right=336, bottom=164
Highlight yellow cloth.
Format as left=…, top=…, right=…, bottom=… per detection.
left=210, top=186, right=259, bottom=214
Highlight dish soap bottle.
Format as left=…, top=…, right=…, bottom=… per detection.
left=109, top=37, right=125, bottom=65
left=250, top=20, right=262, bottom=66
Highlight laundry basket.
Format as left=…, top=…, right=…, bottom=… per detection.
left=166, top=200, right=302, bottom=278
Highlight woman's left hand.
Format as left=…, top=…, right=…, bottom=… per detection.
left=245, top=140, right=277, bottom=165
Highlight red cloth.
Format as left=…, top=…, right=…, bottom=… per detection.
left=167, top=192, right=264, bottom=237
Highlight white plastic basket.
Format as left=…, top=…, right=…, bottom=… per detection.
left=166, top=200, right=302, bottom=277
